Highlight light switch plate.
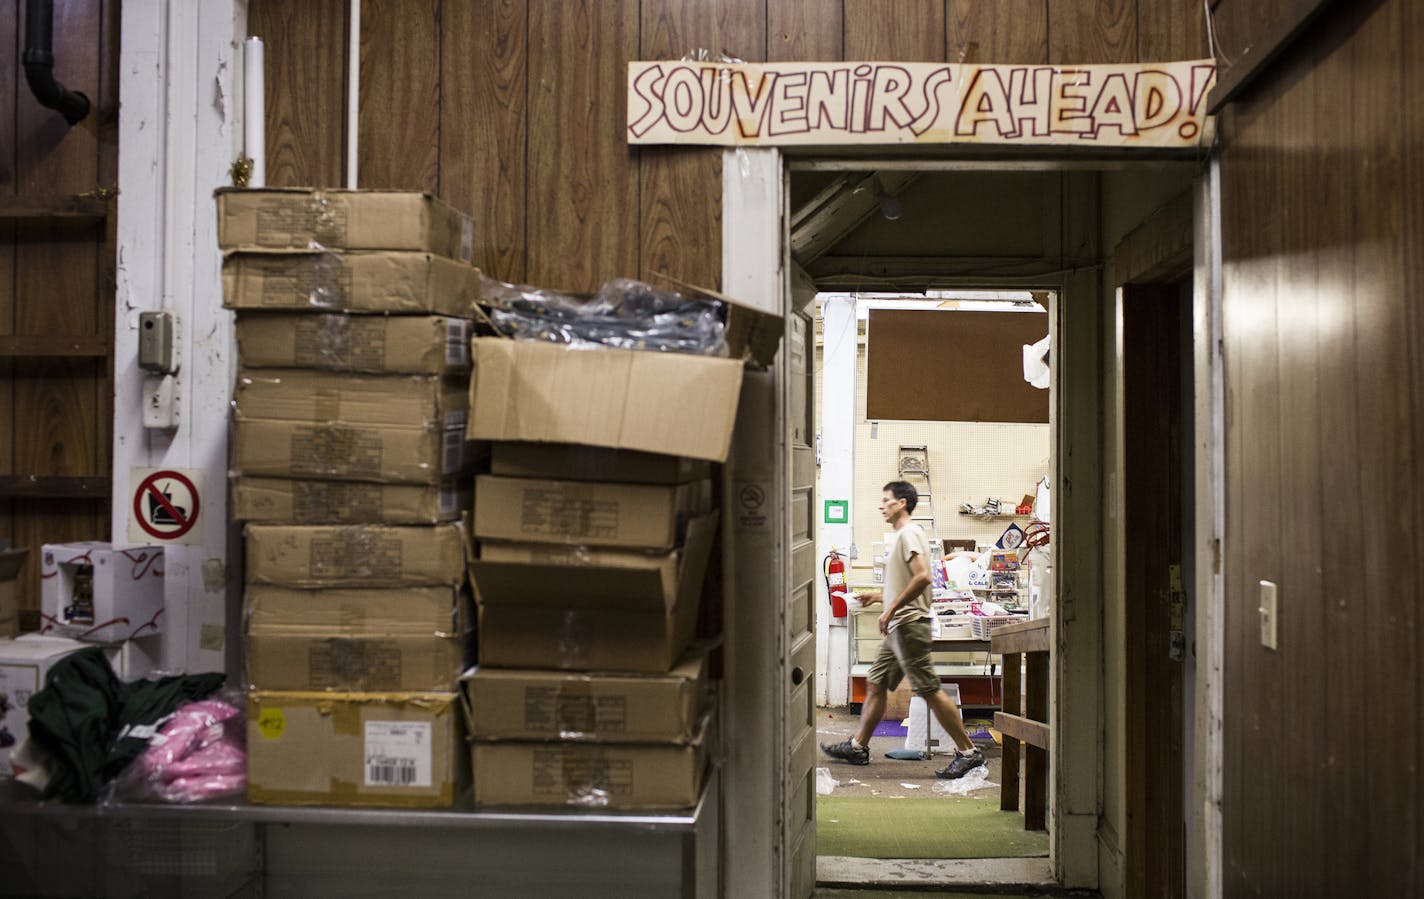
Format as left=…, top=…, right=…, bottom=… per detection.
left=1258, top=580, right=1278, bottom=650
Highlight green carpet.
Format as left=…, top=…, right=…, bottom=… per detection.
left=817, top=796, right=1050, bottom=859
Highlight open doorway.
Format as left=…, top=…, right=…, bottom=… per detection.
left=808, top=284, right=1055, bottom=865
left=775, top=161, right=1204, bottom=894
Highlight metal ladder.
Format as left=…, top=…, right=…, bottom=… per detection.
left=896, top=444, right=938, bottom=538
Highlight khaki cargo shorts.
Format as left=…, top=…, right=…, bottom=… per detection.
left=867, top=617, right=939, bottom=696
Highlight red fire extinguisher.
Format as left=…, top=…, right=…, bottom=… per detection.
left=823, top=549, right=849, bottom=619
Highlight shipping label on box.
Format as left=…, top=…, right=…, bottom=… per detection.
left=461, top=646, right=707, bottom=743
left=231, top=417, right=467, bottom=485
left=245, top=523, right=466, bottom=588
left=232, top=477, right=467, bottom=524
left=247, top=690, right=465, bottom=807
left=489, top=442, right=711, bottom=485
left=236, top=312, right=471, bottom=374
left=468, top=338, right=745, bottom=462
left=234, top=370, right=467, bottom=432
left=470, top=516, right=716, bottom=673
left=222, top=251, right=475, bottom=315
left=473, top=475, right=709, bottom=551
left=216, top=189, right=474, bottom=261
left=470, top=712, right=711, bottom=810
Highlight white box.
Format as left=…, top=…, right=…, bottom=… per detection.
left=0, top=636, right=121, bottom=777
left=40, top=543, right=165, bottom=641
left=903, top=685, right=963, bottom=756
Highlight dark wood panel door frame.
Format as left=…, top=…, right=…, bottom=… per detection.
left=1122, top=278, right=1190, bottom=898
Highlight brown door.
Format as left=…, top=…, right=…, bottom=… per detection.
left=1122, top=278, right=1189, bottom=897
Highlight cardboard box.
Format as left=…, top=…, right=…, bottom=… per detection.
left=469, top=515, right=716, bottom=673
left=460, top=646, right=708, bottom=743
left=245, top=523, right=466, bottom=588
left=231, top=418, right=466, bottom=485
left=468, top=339, right=745, bottom=462
left=489, top=443, right=711, bottom=485
left=39, top=543, right=165, bottom=641
left=246, top=633, right=464, bottom=692
left=245, top=585, right=466, bottom=636
left=470, top=712, right=712, bottom=810
left=472, top=475, right=710, bottom=551
left=236, top=312, right=472, bottom=374
left=222, top=251, right=476, bottom=315
left=0, top=636, right=121, bottom=777
left=0, top=547, right=27, bottom=638
left=232, top=477, right=467, bottom=524
left=247, top=690, right=465, bottom=807
left=234, top=370, right=467, bottom=432
left=216, top=189, right=474, bottom=261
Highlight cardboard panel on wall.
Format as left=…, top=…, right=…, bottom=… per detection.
left=865, top=309, right=1048, bottom=423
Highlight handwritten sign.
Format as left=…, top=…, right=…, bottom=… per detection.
left=628, top=60, right=1216, bottom=149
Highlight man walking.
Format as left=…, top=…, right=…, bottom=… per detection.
left=821, top=480, right=985, bottom=779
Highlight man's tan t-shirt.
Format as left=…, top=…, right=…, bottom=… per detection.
left=884, top=523, right=933, bottom=629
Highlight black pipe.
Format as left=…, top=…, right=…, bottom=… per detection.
left=23, top=0, right=90, bottom=126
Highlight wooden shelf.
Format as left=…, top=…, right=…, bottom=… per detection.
left=0, top=335, right=111, bottom=358
left=0, top=475, right=111, bottom=499
left=0, top=194, right=110, bottom=220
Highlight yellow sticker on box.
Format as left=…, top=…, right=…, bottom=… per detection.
left=257, top=707, right=286, bottom=740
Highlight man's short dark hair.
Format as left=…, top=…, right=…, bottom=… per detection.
left=883, top=480, right=918, bottom=514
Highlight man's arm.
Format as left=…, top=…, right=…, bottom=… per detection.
left=878, top=552, right=932, bottom=634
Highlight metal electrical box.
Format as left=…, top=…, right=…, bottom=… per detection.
left=138, top=310, right=176, bottom=373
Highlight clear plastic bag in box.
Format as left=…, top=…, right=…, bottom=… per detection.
left=479, top=275, right=728, bottom=357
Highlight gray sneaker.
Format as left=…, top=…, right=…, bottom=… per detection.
left=821, top=739, right=870, bottom=766
left=935, top=748, right=985, bottom=779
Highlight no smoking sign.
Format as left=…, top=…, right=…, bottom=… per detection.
left=129, top=467, right=203, bottom=545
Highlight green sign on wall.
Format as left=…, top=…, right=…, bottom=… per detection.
left=823, top=500, right=848, bottom=524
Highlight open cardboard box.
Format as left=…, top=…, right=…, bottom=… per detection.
left=468, top=515, right=717, bottom=673
left=467, top=281, right=781, bottom=463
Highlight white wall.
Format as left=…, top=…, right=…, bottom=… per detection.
left=116, top=0, right=245, bottom=675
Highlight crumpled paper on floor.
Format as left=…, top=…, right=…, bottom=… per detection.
left=932, top=765, right=997, bottom=796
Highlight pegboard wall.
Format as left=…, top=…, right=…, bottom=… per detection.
left=818, top=338, right=1050, bottom=568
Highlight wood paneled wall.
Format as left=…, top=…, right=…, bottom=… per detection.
left=0, top=1, right=118, bottom=615
left=1218, top=0, right=1421, bottom=893
left=248, top=0, right=1207, bottom=293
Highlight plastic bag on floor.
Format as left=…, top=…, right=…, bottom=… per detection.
left=816, top=767, right=838, bottom=795
left=932, top=765, right=996, bottom=796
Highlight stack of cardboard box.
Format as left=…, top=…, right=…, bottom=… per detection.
left=218, top=188, right=478, bottom=808
left=460, top=318, right=779, bottom=810
left=464, top=443, right=718, bottom=809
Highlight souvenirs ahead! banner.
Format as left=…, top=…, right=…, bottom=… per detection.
left=628, top=60, right=1216, bottom=149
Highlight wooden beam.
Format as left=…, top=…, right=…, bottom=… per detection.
left=0, top=194, right=110, bottom=219
left=789, top=171, right=918, bottom=266
left=0, top=336, right=111, bottom=357
left=0, top=475, right=111, bottom=498
left=806, top=254, right=1067, bottom=286
left=1206, top=0, right=1339, bottom=113
left=991, top=617, right=1051, bottom=654
left=994, top=711, right=1050, bottom=749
